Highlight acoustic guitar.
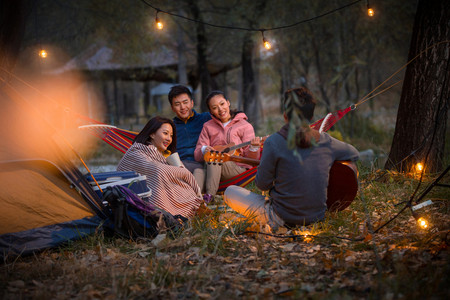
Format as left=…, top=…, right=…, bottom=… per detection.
left=204, top=151, right=358, bottom=212
left=212, top=136, right=268, bottom=156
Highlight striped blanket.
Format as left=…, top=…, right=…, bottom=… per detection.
left=117, top=143, right=202, bottom=218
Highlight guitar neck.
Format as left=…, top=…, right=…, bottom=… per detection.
left=204, top=151, right=260, bottom=166
left=228, top=155, right=260, bottom=166
left=223, top=135, right=268, bottom=153
left=224, top=141, right=251, bottom=153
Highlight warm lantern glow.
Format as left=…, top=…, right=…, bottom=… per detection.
left=39, top=49, right=47, bottom=58
left=415, top=163, right=424, bottom=172
left=263, top=38, right=272, bottom=50
left=156, top=17, right=163, bottom=30
left=304, top=233, right=312, bottom=243
left=367, top=7, right=374, bottom=17
left=417, top=217, right=428, bottom=229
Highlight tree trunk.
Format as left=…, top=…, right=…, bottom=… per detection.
left=242, top=32, right=258, bottom=127
left=176, top=10, right=188, bottom=86
left=187, top=0, right=216, bottom=112
left=240, top=1, right=267, bottom=130
left=385, top=0, right=450, bottom=173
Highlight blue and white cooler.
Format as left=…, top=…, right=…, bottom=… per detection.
left=85, top=171, right=152, bottom=200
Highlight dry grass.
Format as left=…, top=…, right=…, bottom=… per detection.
left=1, top=166, right=449, bottom=299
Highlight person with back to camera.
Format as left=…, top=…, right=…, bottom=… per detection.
left=194, top=90, right=262, bottom=200
left=168, top=85, right=211, bottom=194
left=223, top=87, right=360, bottom=229
left=117, top=116, right=204, bottom=219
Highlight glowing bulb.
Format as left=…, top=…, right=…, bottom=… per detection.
left=367, top=7, right=374, bottom=17
left=39, top=49, right=47, bottom=58
left=415, top=163, right=424, bottom=172
left=417, top=217, right=428, bottom=229
left=156, top=17, right=163, bottom=30
left=263, top=38, right=271, bottom=50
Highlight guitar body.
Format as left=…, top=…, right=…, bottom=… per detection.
left=326, top=161, right=358, bottom=212
left=204, top=152, right=358, bottom=212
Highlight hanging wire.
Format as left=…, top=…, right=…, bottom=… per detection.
left=139, top=0, right=363, bottom=33
left=355, top=40, right=450, bottom=108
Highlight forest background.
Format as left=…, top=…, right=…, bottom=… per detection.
left=12, top=0, right=421, bottom=168
left=1, top=0, right=449, bottom=299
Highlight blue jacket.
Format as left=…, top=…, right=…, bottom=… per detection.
left=173, top=109, right=211, bottom=161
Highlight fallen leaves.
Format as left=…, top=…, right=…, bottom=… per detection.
left=1, top=171, right=448, bottom=299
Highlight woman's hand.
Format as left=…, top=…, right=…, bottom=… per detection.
left=205, top=146, right=216, bottom=153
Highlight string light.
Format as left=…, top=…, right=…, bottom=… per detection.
left=415, top=162, right=424, bottom=172
left=39, top=49, right=47, bottom=58
left=155, top=10, right=163, bottom=30
left=416, top=217, right=429, bottom=229
left=261, top=31, right=272, bottom=50
left=140, top=0, right=368, bottom=50
left=411, top=208, right=431, bottom=231
left=366, top=0, right=374, bottom=17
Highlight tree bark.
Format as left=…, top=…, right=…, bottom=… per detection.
left=385, top=0, right=450, bottom=173
left=241, top=1, right=267, bottom=130
left=242, top=32, right=258, bottom=126
left=187, top=0, right=216, bottom=112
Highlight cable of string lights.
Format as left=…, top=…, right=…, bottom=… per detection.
left=139, top=0, right=366, bottom=48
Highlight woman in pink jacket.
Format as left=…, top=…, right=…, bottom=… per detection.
left=194, top=91, right=261, bottom=197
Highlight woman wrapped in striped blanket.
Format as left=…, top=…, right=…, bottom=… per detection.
left=117, top=116, right=204, bottom=218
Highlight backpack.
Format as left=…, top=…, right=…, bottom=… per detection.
left=101, top=185, right=187, bottom=239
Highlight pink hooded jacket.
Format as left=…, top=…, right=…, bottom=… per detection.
left=194, top=112, right=258, bottom=168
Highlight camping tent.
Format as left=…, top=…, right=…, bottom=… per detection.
left=0, top=86, right=106, bottom=259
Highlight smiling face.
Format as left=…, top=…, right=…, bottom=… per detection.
left=150, top=123, right=173, bottom=153
left=208, top=94, right=231, bottom=123
left=171, top=93, right=194, bottom=122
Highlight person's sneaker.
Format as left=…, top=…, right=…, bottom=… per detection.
left=203, top=193, right=213, bottom=204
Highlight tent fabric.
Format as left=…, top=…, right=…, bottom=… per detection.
left=0, top=216, right=102, bottom=258
left=0, top=160, right=96, bottom=235
left=0, top=87, right=106, bottom=258
left=0, top=159, right=104, bottom=258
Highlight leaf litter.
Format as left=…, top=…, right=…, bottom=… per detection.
left=1, top=170, right=449, bottom=299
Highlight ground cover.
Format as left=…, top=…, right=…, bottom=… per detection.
left=1, top=165, right=448, bottom=299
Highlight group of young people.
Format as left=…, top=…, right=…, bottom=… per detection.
left=117, top=85, right=359, bottom=228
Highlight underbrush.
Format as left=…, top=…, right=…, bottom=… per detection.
left=1, top=167, right=448, bottom=299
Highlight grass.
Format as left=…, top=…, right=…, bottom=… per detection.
left=1, top=167, right=448, bottom=299
left=1, top=118, right=449, bottom=299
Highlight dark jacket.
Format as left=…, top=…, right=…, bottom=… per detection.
left=173, top=109, right=211, bottom=161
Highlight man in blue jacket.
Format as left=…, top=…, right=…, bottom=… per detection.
left=168, top=85, right=211, bottom=192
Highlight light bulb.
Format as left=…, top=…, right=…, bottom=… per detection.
left=417, top=217, right=428, bottom=229
left=263, top=38, right=271, bottom=50
left=156, top=17, right=163, bottom=30
left=415, top=163, right=424, bottom=172
left=39, top=49, right=47, bottom=58
left=367, top=7, right=374, bottom=17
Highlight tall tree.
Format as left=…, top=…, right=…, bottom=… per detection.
left=385, top=0, right=449, bottom=173
left=241, top=1, right=267, bottom=129
left=187, top=0, right=217, bottom=112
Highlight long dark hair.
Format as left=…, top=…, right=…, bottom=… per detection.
left=283, top=87, right=318, bottom=148
left=205, top=90, right=239, bottom=120
left=133, top=116, right=177, bottom=153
